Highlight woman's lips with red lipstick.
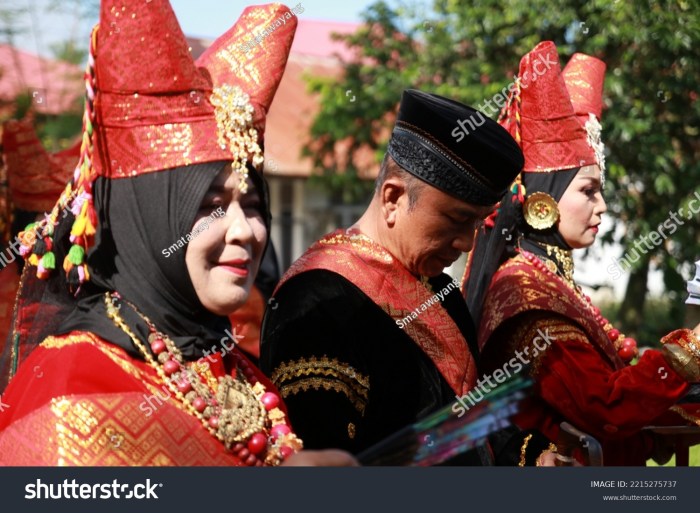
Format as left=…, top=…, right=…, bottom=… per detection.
left=217, top=258, right=250, bottom=277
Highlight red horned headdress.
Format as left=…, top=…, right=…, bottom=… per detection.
left=499, top=41, right=596, bottom=173
left=562, top=52, right=607, bottom=183
left=1, top=119, right=79, bottom=215
left=18, top=0, right=297, bottom=289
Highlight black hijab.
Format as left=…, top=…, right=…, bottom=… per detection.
left=58, top=161, right=265, bottom=360
left=464, top=168, right=578, bottom=327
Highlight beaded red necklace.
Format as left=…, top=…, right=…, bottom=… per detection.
left=519, top=248, right=638, bottom=363
left=104, top=292, right=302, bottom=465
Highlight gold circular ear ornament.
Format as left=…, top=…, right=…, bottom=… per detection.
left=523, top=192, right=560, bottom=230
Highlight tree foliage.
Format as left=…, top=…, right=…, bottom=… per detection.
left=305, top=0, right=700, bottom=334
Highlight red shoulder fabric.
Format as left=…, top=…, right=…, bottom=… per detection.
left=479, top=253, right=621, bottom=366
left=479, top=255, right=696, bottom=465
left=0, top=331, right=289, bottom=465
left=277, top=229, right=477, bottom=396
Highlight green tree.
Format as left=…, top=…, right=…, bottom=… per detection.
left=305, top=0, right=700, bottom=337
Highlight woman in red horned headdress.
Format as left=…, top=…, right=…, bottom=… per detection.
left=0, top=119, right=79, bottom=344
left=0, top=0, right=354, bottom=467
left=464, top=41, right=700, bottom=466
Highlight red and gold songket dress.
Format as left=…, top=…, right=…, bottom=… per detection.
left=478, top=249, right=700, bottom=465
left=0, top=294, right=301, bottom=466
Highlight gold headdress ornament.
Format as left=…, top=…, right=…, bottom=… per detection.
left=17, top=1, right=297, bottom=289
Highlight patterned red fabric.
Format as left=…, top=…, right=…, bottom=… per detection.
left=277, top=229, right=477, bottom=396
left=562, top=53, right=606, bottom=124
left=196, top=4, right=297, bottom=143
left=478, top=253, right=622, bottom=366
left=1, top=119, right=77, bottom=212
left=0, top=331, right=292, bottom=465
left=479, top=254, right=697, bottom=465
left=93, top=1, right=297, bottom=179
left=500, top=41, right=596, bottom=173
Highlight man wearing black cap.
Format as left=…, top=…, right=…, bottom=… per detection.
left=260, top=90, right=548, bottom=463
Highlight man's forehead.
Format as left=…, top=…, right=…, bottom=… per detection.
left=451, top=196, right=497, bottom=216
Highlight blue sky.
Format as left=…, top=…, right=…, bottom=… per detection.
left=171, top=0, right=377, bottom=38
left=9, top=0, right=386, bottom=58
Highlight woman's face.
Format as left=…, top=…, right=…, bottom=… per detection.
left=185, top=166, right=267, bottom=316
left=557, top=165, right=607, bottom=249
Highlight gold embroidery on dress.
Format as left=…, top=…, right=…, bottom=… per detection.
left=669, top=405, right=700, bottom=427
left=420, top=275, right=434, bottom=293
left=485, top=254, right=587, bottom=335
left=278, top=377, right=368, bottom=415
left=272, top=356, right=370, bottom=388
left=512, top=316, right=589, bottom=377
left=41, top=333, right=152, bottom=384
left=272, top=356, right=369, bottom=414
left=51, top=397, right=101, bottom=466
left=40, top=333, right=186, bottom=416
left=318, top=232, right=393, bottom=263
left=16, top=394, right=238, bottom=465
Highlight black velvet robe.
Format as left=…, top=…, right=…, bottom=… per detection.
left=260, top=269, right=547, bottom=464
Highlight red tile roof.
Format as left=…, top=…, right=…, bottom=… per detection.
left=0, top=44, right=83, bottom=115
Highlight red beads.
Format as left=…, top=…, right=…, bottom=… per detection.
left=261, top=392, right=280, bottom=411
left=163, top=359, right=180, bottom=376
left=193, top=397, right=207, bottom=413
left=176, top=378, right=192, bottom=393
left=279, top=445, right=294, bottom=460
left=618, top=346, right=636, bottom=361
left=151, top=338, right=166, bottom=354
left=607, top=328, right=620, bottom=341
left=208, top=416, right=219, bottom=429
left=270, top=424, right=291, bottom=440
left=622, top=338, right=637, bottom=351
left=618, top=339, right=638, bottom=362
left=248, top=433, right=267, bottom=455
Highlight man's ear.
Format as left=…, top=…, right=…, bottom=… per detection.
left=380, top=177, right=407, bottom=227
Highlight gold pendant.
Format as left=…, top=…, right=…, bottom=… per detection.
left=215, top=375, right=266, bottom=448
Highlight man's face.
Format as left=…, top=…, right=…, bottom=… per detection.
left=387, top=180, right=495, bottom=277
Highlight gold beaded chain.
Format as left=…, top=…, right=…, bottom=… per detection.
left=103, top=292, right=301, bottom=463
left=523, top=245, right=589, bottom=312
left=518, top=433, right=533, bottom=467
left=543, top=243, right=575, bottom=286
left=104, top=293, right=221, bottom=440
